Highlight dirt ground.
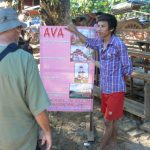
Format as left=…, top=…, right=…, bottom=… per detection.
left=33, top=52, right=150, bottom=150
left=47, top=99, right=150, bottom=150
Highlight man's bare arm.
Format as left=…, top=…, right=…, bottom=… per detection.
left=35, top=110, right=52, bottom=150
left=67, top=23, right=87, bottom=43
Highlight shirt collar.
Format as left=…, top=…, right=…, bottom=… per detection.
left=99, top=34, right=115, bottom=47
left=108, top=34, right=115, bottom=46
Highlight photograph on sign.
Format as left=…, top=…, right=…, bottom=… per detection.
left=71, top=28, right=95, bottom=45
left=78, top=28, right=96, bottom=38
left=69, top=83, right=93, bottom=99
left=74, top=63, right=88, bottom=83
left=70, top=45, right=94, bottom=62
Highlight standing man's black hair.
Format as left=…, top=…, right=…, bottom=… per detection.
left=96, top=13, right=117, bottom=34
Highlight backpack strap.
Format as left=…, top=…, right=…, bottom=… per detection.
left=0, top=43, right=19, bottom=61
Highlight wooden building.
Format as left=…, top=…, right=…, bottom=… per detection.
left=17, top=0, right=40, bottom=12
left=24, top=0, right=40, bottom=6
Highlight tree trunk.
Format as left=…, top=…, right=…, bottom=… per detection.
left=41, top=0, right=70, bottom=25
left=18, top=0, right=24, bottom=12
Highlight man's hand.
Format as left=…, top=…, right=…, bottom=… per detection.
left=124, top=75, right=128, bottom=82
left=35, top=111, right=52, bottom=150
left=66, top=23, right=78, bottom=33
left=65, top=22, right=86, bottom=43
left=41, top=131, right=52, bottom=150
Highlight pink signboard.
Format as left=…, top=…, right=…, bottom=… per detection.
left=40, top=26, right=95, bottom=112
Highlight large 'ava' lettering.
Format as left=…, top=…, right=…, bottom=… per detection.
left=44, top=27, right=64, bottom=38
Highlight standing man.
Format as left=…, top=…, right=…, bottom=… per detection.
left=67, top=13, right=133, bottom=149
left=0, top=7, right=52, bottom=150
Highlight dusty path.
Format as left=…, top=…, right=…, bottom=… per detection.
left=48, top=99, right=150, bottom=150
left=33, top=51, right=150, bottom=150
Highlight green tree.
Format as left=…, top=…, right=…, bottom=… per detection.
left=141, top=5, right=150, bottom=13
left=71, top=0, right=111, bottom=17
left=40, top=0, right=111, bottom=25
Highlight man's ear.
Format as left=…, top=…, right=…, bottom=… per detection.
left=15, top=27, right=21, bottom=34
left=110, top=28, right=114, bottom=32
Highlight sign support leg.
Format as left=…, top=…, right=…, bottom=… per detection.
left=86, top=112, right=95, bottom=142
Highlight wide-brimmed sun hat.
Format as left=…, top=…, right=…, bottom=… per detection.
left=0, top=7, right=27, bottom=33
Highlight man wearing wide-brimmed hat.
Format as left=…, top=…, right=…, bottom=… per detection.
left=0, top=7, right=52, bottom=150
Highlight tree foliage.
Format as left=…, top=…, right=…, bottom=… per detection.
left=1, top=0, right=149, bottom=25
left=141, top=5, right=150, bottom=13
left=71, top=0, right=111, bottom=17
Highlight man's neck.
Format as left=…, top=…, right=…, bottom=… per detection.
left=102, top=34, right=112, bottom=51
left=103, top=34, right=112, bottom=44
left=0, top=30, right=18, bottom=45
left=0, top=39, right=17, bottom=45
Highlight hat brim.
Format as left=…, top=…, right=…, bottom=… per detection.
left=0, top=20, right=27, bottom=33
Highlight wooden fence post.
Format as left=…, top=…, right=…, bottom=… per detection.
left=130, top=77, right=133, bottom=96
left=144, top=83, right=150, bottom=121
